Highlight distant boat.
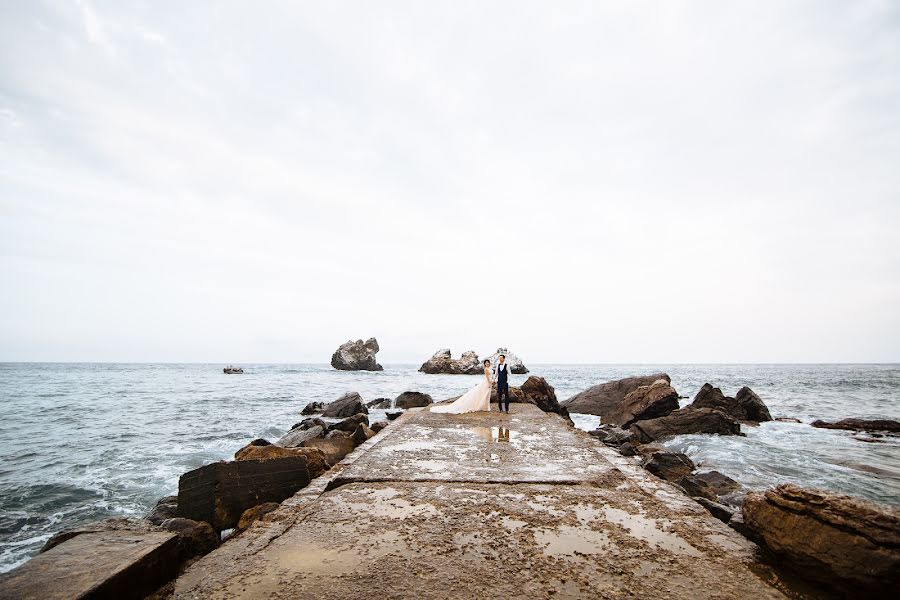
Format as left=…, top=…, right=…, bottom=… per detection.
left=223, top=366, right=244, bottom=374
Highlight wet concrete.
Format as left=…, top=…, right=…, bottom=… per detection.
left=172, top=404, right=785, bottom=599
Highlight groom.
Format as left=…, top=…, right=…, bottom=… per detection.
left=495, top=354, right=510, bottom=414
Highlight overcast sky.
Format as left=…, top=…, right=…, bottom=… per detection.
left=1, top=1, right=898, bottom=363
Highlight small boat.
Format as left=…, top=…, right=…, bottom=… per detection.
left=223, top=366, right=244, bottom=374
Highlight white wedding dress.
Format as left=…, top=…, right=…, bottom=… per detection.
left=431, top=368, right=492, bottom=414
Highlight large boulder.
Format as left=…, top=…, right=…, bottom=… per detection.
left=418, top=349, right=483, bottom=374
left=604, top=379, right=679, bottom=428
left=490, top=376, right=573, bottom=426
left=366, top=397, right=392, bottom=409
left=158, top=517, right=220, bottom=558
left=145, top=495, right=179, bottom=525
left=743, top=484, right=900, bottom=595
left=561, top=373, right=671, bottom=417
left=352, top=423, right=377, bottom=446
left=234, top=442, right=330, bottom=478
left=301, top=436, right=356, bottom=466
left=641, top=450, right=696, bottom=482
left=329, top=413, right=370, bottom=432
left=691, top=383, right=772, bottom=423
left=811, top=418, right=900, bottom=433
left=487, top=348, right=529, bottom=374
left=322, top=392, right=368, bottom=418
left=395, top=391, right=434, bottom=409
left=277, top=425, right=326, bottom=448
left=330, top=338, right=383, bottom=371
left=300, top=401, right=324, bottom=415
left=629, top=407, right=742, bottom=443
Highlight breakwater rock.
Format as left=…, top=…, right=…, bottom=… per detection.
left=330, top=337, right=383, bottom=371
left=418, top=349, right=482, bottom=374
left=561, top=373, right=671, bottom=417
left=743, top=484, right=900, bottom=595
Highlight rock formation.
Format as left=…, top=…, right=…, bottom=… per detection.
left=691, top=383, right=772, bottom=423
left=810, top=418, right=900, bottom=433
left=629, top=407, right=742, bottom=443
left=641, top=450, right=696, bottom=482
left=331, top=338, right=383, bottom=371
left=561, top=373, right=671, bottom=417
left=418, top=349, right=482, bottom=374
left=487, top=348, right=529, bottom=374
left=301, top=401, right=324, bottom=415
left=322, top=392, right=368, bottom=418
left=395, top=391, right=434, bottom=409
left=603, top=379, right=679, bottom=428
left=743, top=484, right=900, bottom=595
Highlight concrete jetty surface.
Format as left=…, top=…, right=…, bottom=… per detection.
left=172, top=405, right=785, bottom=599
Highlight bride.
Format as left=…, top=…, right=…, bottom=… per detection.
left=431, top=359, right=492, bottom=414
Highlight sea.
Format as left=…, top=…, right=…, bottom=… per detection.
left=1, top=362, right=898, bottom=573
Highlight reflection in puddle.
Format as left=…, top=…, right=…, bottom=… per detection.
left=472, top=426, right=517, bottom=442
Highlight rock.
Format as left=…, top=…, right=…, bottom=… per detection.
left=370, top=421, right=389, bottom=433
left=301, top=436, right=356, bottom=466
left=678, top=475, right=717, bottom=500
left=395, top=391, right=434, bottom=409
left=618, top=442, right=638, bottom=457
left=1, top=519, right=181, bottom=600
left=321, top=392, right=368, bottom=418
left=159, top=517, right=219, bottom=557
left=589, top=424, right=634, bottom=447
left=330, top=337, right=383, bottom=371
left=487, top=348, right=529, bottom=374
left=329, top=413, right=369, bottom=432
left=561, top=373, right=671, bottom=417
left=327, top=429, right=352, bottom=439
left=366, top=398, right=392, bottom=409
left=145, top=495, right=179, bottom=525
left=300, top=401, right=324, bottom=415
left=386, top=411, right=402, bottom=421
left=277, top=425, right=326, bottom=448
left=418, top=349, right=483, bottom=374
left=290, top=417, right=329, bottom=431
left=735, top=386, right=773, bottom=422
left=489, top=376, right=574, bottom=425
left=236, top=502, right=280, bottom=531
left=694, top=498, right=735, bottom=524
left=742, top=484, right=900, bottom=595
left=177, top=457, right=311, bottom=531
left=234, top=444, right=330, bottom=478
left=603, top=379, right=679, bottom=428
left=629, top=407, right=742, bottom=444
left=691, top=383, right=772, bottom=423
left=352, top=423, right=376, bottom=446
left=810, top=418, right=900, bottom=433
left=692, top=471, right=742, bottom=497
left=727, top=511, right=753, bottom=538
left=641, top=450, right=696, bottom=482
left=775, top=417, right=802, bottom=423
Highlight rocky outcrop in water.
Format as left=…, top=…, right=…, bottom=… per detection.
left=419, top=349, right=482, bottom=374
left=810, top=418, right=900, bottom=433
left=691, top=384, right=772, bottom=423
left=743, top=484, right=900, bottom=595
left=330, top=413, right=370, bottom=432
left=322, top=392, right=368, bottom=418
left=561, top=373, right=671, bottom=417
left=487, top=348, right=529, bottom=374
left=395, top=391, right=434, bottom=409
left=301, top=401, right=324, bottom=415
left=331, top=338, right=383, bottom=371
left=603, top=379, right=679, bottom=428
left=366, top=398, right=392, bottom=409
left=629, top=407, right=742, bottom=443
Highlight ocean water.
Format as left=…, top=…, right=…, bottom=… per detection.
left=0, top=362, right=898, bottom=573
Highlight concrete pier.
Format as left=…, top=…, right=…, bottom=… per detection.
left=172, top=405, right=785, bottom=599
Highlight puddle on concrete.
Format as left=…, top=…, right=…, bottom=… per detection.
left=471, top=426, right=518, bottom=442
left=535, top=525, right=611, bottom=558
left=602, top=507, right=701, bottom=557
left=270, top=530, right=412, bottom=575
left=501, top=516, right=528, bottom=530
left=330, top=488, right=442, bottom=519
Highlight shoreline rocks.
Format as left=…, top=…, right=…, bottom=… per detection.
left=322, top=392, right=368, bottom=418
left=629, top=407, right=743, bottom=443
left=395, top=391, right=433, bottom=409
left=691, top=383, right=772, bottom=423
left=487, top=348, right=529, bottom=374
left=419, top=349, right=482, bottom=375
left=811, top=418, right=900, bottom=433
left=561, top=373, right=671, bottom=417
left=603, top=379, right=679, bottom=428
left=331, top=338, right=383, bottom=371
left=743, top=483, right=900, bottom=595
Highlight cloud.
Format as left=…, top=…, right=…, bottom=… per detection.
left=0, top=1, right=898, bottom=362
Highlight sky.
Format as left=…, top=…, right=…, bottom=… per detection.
left=1, top=1, right=898, bottom=363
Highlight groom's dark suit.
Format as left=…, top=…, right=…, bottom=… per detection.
left=496, top=362, right=510, bottom=413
